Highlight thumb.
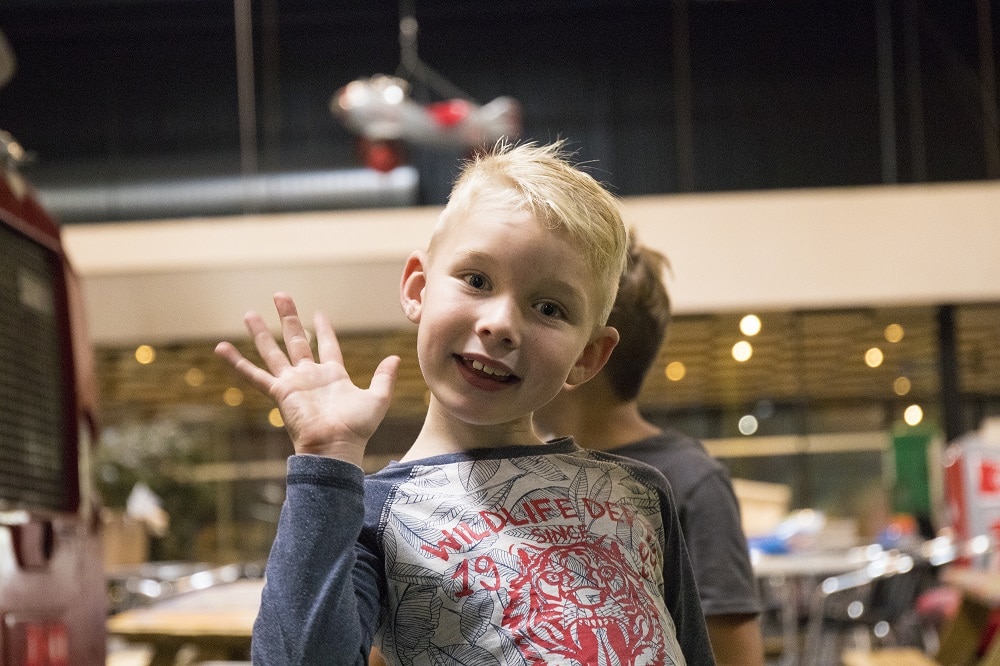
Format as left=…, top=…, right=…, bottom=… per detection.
left=369, top=355, right=401, bottom=405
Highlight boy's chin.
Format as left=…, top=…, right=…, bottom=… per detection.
left=433, top=394, right=533, bottom=429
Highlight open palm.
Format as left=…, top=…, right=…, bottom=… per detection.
left=216, top=293, right=400, bottom=467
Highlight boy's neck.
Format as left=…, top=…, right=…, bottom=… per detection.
left=399, top=400, right=545, bottom=462
left=568, top=401, right=661, bottom=451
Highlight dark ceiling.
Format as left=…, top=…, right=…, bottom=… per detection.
left=0, top=0, right=997, bottom=218
left=1, top=1, right=997, bottom=439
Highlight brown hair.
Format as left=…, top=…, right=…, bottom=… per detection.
left=603, top=234, right=672, bottom=401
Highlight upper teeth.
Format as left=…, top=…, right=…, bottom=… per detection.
left=471, top=359, right=510, bottom=377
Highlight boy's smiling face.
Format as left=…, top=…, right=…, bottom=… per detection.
left=400, top=199, right=618, bottom=429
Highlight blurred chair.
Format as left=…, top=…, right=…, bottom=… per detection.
left=915, top=533, right=997, bottom=655
left=802, top=549, right=922, bottom=666
left=920, top=533, right=994, bottom=568
left=107, top=560, right=265, bottom=614
left=804, top=534, right=998, bottom=665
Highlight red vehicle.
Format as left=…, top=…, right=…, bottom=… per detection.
left=0, top=136, right=106, bottom=665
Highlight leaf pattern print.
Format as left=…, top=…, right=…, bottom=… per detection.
left=459, top=589, right=495, bottom=643
left=389, top=510, right=446, bottom=558
left=392, top=585, right=442, bottom=663
left=619, top=473, right=651, bottom=496
left=495, top=629, right=529, bottom=666
left=556, top=451, right=609, bottom=470
left=458, top=459, right=502, bottom=490
left=616, top=516, right=639, bottom=552
left=409, top=465, right=520, bottom=514
left=391, top=561, right=446, bottom=587
left=427, top=643, right=501, bottom=666
left=407, top=465, right=450, bottom=488
left=466, top=477, right=518, bottom=516
left=627, top=494, right=663, bottom=513
left=569, top=466, right=589, bottom=522
left=395, top=491, right=455, bottom=507
left=419, top=496, right=475, bottom=528
left=482, top=548, right=523, bottom=580
left=590, top=470, right=614, bottom=505
left=510, top=456, right=569, bottom=481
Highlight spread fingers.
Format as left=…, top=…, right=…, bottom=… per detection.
left=274, top=292, right=314, bottom=365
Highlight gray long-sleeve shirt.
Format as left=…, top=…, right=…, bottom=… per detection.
left=252, top=438, right=715, bottom=665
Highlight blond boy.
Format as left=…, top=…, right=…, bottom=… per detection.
left=217, top=141, right=714, bottom=665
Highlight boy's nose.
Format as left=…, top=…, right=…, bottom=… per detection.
left=476, top=296, right=521, bottom=349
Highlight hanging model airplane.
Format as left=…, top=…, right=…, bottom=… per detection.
left=330, top=11, right=521, bottom=172
left=331, top=74, right=521, bottom=172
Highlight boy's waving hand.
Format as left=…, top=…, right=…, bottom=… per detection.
left=215, top=292, right=400, bottom=467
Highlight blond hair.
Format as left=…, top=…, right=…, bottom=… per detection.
left=431, top=140, right=628, bottom=325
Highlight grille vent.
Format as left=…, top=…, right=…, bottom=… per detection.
left=0, top=222, right=68, bottom=511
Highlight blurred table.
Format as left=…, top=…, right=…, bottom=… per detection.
left=936, top=566, right=1000, bottom=666
left=753, top=550, right=877, bottom=579
left=753, top=549, right=880, bottom=666
left=106, top=578, right=262, bottom=666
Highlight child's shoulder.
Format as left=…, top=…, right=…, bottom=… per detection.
left=586, top=448, right=674, bottom=494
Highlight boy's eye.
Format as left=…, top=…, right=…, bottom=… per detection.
left=464, top=273, right=489, bottom=290
left=535, top=301, right=567, bottom=320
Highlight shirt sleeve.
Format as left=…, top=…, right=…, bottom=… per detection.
left=659, top=485, right=718, bottom=665
left=251, top=455, right=382, bottom=666
left=681, top=468, right=762, bottom=617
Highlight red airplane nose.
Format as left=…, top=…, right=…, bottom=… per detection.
left=427, top=99, right=471, bottom=127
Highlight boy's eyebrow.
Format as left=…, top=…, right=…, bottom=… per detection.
left=450, top=249, right=493, bottom=265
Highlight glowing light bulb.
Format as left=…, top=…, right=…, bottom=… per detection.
left=893, top=376, right=911, bottom=396
left=738, top=415, right=759, bottom=435
left=135, top=345, right=156, bottom=364
left=223, top=387, right=244, bottom=407
left=740, top=314, right=762, bottom=336
left=903, top=404, right=923, bottom=426
left=665, top=361, right=686, bottom=381
left=732, top=341, right=753, bottom=362
left=733, top=340, right=753, bottom=363
left=884, top=324, right=904, bottom=343
left=184, top=367, right=205, bottom=387
left=865, top=347, right=884, bottom=368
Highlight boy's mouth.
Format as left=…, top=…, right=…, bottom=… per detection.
left=456, top=355, right=518, bottom=384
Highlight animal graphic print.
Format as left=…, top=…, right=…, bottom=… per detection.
left=373, top=451, right=685, bottom=665
left=503, top=539, right=669, bottom=664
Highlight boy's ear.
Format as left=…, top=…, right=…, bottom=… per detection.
left=565, top=326, right=619, bottom=387
left=399, top=250, right=428, bottom=323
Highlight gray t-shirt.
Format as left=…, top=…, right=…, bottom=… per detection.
left=610, top=431, right=762, bottom=617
